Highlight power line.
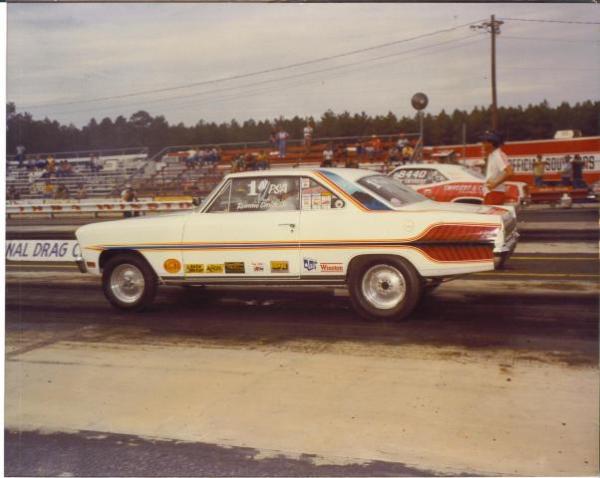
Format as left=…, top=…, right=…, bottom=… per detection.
left=20, top=19, right=484, bottom=110
left=502, top=35, right=600, bottom=44
left=48, top=33, right=481, bottom=117
left=500, top=17, right=600, bottom=25
left=47, top=34, right=479, bottom=115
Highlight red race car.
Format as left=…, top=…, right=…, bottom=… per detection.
left=389, top=163, right=529, bottom=206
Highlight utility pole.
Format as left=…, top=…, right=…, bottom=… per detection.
left=471, top=15, right=503, bottom=130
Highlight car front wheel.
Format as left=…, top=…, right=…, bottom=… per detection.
left=348, top=257, right=422, bottom=321
left=102, top=253, right=157, bottom=311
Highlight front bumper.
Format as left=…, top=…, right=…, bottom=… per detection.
left=75, top=253, right=87, bottom=273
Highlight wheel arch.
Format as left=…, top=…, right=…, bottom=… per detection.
left=347, top=253, right=423, bottom=281
left=452, top=197, right=483, bottom=204
left=98, top=248, right=151, bottom=272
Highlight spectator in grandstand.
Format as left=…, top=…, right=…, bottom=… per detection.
left=15, top=145, right=26, bottom=168
left=244, top=152, right=257, bottom=171
left=7, top=185, right=20, bottom=201
left=401, top=143, right=414, bottom=164
left=35, top=155, right=47, bottom=170
left=355, top=141, right=365, bottom=159
left=231, top=154, right=245, bottom=173
left=75, top=183, right=88, bottom=200
left=89, top=153, right=102, bottom=173
left=560, top=156, right=573, bottom=186
left=186, top=149, right=199, bottom=169
left=25, top=156, right=35, bottom=171
left=303, top=122, right=314, bottom=155
left=396, top=134, right=409, bottom=150
left=480, top=130, right=513, bottom=205
left=43, top=182, right=55, bottom=199
left=256, top=150, right=270, bottom=170
left=571, top=154, right=586, bottom=189
left=533, top=154, right=548, bottom=187
left=368, top=134, right=382, bottom=159
left=54, top=184, right=69, bottom=200
left=321, top=143, right=335, bottom=167
left=46, top=155, right=57, bottom=177
left=57, top=159, right=73, bottom=177
left=384, top=147, right=400, bottom=172
left=276, top=126, right=289, bottom=159
left=121, top=183, right=139, bottom=218
left=269, top=129, right=277, bottom=149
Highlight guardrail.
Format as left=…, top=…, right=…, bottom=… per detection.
left=6, top=200, right=194, bottom=218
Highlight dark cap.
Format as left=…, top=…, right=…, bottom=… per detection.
left=480, top=130, right=504, bottom=147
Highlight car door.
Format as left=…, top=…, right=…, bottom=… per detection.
left=181, top=175, right=301, bottom=280
left=297, top=176, right=351, bottom=279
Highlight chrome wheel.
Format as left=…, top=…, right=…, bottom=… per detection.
left=110, top=263, right=145, bottom=304
left=361, top=264, right=406, bottom=310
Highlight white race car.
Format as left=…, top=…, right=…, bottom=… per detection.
left=76, top=168, right=518, bottom=321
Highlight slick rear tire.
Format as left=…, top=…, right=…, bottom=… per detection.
left=348, top=256, right=422, bottom=321
left=102, top=253, right=157, bottom=311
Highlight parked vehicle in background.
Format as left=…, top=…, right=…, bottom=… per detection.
left=76, top=168, right=518, bottom=321
left=389, top=163, right=529, bottom=206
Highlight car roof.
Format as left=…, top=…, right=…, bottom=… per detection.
left=226, top=168, right=378, bottom=181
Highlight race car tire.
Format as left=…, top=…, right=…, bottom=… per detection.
left=102, top=253, right=157, bottom=311
left=348, top=256, right=422, bottom=321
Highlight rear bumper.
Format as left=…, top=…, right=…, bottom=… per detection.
left=495, top=231, right=519, bottom=255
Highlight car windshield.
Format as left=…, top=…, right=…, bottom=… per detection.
left=461, top=166, right=485, bottom=180
left=357, top=175, right=427, bottom=207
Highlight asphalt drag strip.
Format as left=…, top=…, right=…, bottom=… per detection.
left=4, top=429, right=443, bottom=477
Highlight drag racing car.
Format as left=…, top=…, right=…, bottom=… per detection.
left=75, top=168, right=518, bottom=321
left=389, top=163, right=530, bottom=205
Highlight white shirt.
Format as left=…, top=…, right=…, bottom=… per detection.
left=323, top=149, right=334, bottom=161
left=303, top=126, right=313, bottom=138
left=485, top=148, right=510, bottom=193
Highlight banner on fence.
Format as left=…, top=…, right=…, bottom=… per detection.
left=6, top=240, right=80, bottom=262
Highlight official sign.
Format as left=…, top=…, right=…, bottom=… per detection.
left=6, top=240, right=80, bottom=262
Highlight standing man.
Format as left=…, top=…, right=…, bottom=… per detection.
left=303, top=122, right=314, bottom=155
left=481, top=130, right=513, bottom=205
left=571, top=154, right=586, bottom=189
left=560, top=156, right=573, bottom=186
left=532, top=154, right=548, bottom=187
left=276, top=126, right=289, bottom=159
left=15, top=145, right=26, bottom=168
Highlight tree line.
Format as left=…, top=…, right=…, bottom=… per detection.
left=6, top=100, right=599, bottom=157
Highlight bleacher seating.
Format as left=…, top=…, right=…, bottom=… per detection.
left=6, top=153, right=148, bottom=200
left=6, top=134, right=421, bottom=200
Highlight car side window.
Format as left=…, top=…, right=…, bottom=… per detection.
left=207, top=181, right=231, bottom=213
left=229, top=177, right=300, bottom=212
left=300, top=177, right=344, bottom=210
left=428, top=170, right=448, bottom=183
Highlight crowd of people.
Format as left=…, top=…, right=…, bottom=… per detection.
left=183, top=146, right=221, bottom=169
left=533, top=153, right=588, bottom=189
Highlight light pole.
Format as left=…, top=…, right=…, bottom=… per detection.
left=411, top=92, right=428, bottom=162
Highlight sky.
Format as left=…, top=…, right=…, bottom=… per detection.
left=6, top=3, right=600, bottom=128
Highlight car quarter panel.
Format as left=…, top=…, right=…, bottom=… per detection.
left=76, top=214, right=189, bottom=277
left=298, top=206, right=500, bottom=278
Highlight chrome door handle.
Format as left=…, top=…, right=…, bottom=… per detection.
left=278, top=223, right=296, bottom=230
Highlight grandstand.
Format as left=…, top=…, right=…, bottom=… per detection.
left=6, top=134, right=418, bottom=200
left=6, top=148, right=149, bottom=200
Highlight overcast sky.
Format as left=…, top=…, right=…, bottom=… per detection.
left=7, top=3, right=600, bottom=128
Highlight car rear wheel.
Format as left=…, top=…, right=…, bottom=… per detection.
left=348, top=257, right=422, bottom=321
left=102, top=253, right=157, bottom=311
